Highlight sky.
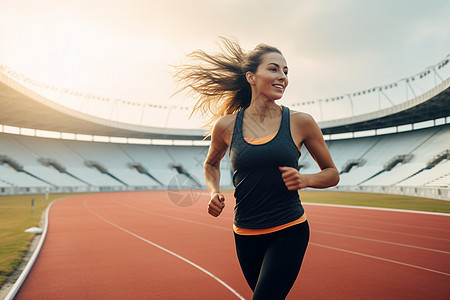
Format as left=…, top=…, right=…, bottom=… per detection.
left=1, top=0, right=449, bottom=123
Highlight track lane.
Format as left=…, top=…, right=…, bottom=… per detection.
left=15, top=193, right=251, bottom=300
left=14, top=191, right=450, bottom=300
left=83, top=198, right=245, bottom=300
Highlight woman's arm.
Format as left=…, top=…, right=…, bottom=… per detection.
left=280, top=112, right=340, bottom=190
left=204, top=115, right=234, bottom=216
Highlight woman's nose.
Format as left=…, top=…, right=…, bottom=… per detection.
left=278, top=71, right=287, bottom=80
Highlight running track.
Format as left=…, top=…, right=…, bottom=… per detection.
left=13, top=191, right=450, bottom=299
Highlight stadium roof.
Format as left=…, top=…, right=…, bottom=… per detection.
left=320, top=78, right=450, bottom=135
left=0, top=72, right=449, bottom=140
left=0, top=74, right=206, bottom=140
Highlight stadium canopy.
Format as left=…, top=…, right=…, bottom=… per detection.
left=0, top=74, right=206, bottom=140
left=0, top=66, right=449, bottom=140
left=320, top=78, right=450, bottom=135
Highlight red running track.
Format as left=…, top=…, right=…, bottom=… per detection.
left=14, top=191, right=450, bottom=299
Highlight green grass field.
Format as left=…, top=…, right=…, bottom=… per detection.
left=0, top=193, right=71, bottom=287
left=0, top=191, right=449, bottom=288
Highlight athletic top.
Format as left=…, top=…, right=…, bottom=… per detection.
left=230, top=105, right=305, bottom=230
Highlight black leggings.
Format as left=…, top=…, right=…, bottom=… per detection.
left=234, top=221, right=310, bottom=300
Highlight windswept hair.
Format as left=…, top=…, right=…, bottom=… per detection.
left=173, top=37, right=282, bottom=135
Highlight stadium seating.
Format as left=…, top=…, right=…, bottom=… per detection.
left=1, top=123, right=448, bottom=196
left=298, top=124, right=450, bottom=189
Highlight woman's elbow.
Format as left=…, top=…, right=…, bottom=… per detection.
left=322, top=167, right=339, bottom=188
left=330, top=168, right=340, bottom=187
left=203, top=161, right=219, bottom=173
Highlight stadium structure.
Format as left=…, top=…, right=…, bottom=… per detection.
left=0, top=55, right=449, bottom=200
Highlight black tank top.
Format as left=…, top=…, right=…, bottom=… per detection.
left=230, top=105, right=304, bottom=229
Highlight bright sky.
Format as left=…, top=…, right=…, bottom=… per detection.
left=1, top=0, right=449, bottom=120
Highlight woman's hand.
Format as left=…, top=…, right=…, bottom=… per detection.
left=279, top=166, right=308, bottom=191
left=208, top=193, right=225, bottom=217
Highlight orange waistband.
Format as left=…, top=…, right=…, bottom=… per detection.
left=233, top=213, right=307, bottom=235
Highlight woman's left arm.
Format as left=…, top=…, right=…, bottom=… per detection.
left=280, top=113, right=340, bottom=190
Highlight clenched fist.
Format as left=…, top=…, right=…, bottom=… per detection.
left=208, top=193, right=225, bottom=217
left=279, top=166, right=308, bottom=191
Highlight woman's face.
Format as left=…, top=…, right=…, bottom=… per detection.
left=250, top=52, right=289, bottom=101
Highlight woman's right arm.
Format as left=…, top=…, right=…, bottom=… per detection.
left=204, top=115, right=234, bottom=217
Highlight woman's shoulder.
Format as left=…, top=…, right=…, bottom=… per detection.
left=211, top=112, right=238, bottom=144
left=288, top=108, right=316, bottom=126
left=214, top=112, right=238, bottom=131
left=288, top=107, right=322, bottom=140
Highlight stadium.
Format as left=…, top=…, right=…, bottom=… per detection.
left=1, top=54, right=449, bottom=199
left=1, top=49, right=449, bottom=299
left=1, top=2, right=450, bottom=297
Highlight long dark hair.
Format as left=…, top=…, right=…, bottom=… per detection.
left=173, top=37, right=282, bottom=134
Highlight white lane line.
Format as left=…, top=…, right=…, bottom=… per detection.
left=103, top=194, right=450, bottom=278
left=313, top=230, right=450, bottom=254
left=4, top=196, right=70, bottom=300
left=313, top=214, right=450, bottom=233
left=83, top=199, right=245, bottom=300
left=303, top=202, right=450, bottom=217
left=310, top=242, right=450, bottom=277
left=304, top=203, right=450, bottom=233
left=313, top=220, right=450, bottom=242
left=116, top=197, right=449, bottom=255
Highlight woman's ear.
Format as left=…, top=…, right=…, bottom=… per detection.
left=246, top=71, right=255, bottom=85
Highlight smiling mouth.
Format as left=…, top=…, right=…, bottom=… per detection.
left=273, top=84, right=284, bottom=90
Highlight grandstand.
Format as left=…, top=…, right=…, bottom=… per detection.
left=0, top=55, right=449, bottom=200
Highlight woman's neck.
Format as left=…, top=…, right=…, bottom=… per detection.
left=246, top=101, right=281, bottom=124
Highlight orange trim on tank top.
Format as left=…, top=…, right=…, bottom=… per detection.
left=243, top=105, right=283, bottom=145
left=244, top=132, right=277, bottom=144
left=233, top=213, right=307, bottom=236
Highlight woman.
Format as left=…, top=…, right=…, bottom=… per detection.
left=174, top=37, right=339, bottom=300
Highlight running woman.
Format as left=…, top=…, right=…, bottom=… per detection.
left=174, top=37, right=340, bottom=300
